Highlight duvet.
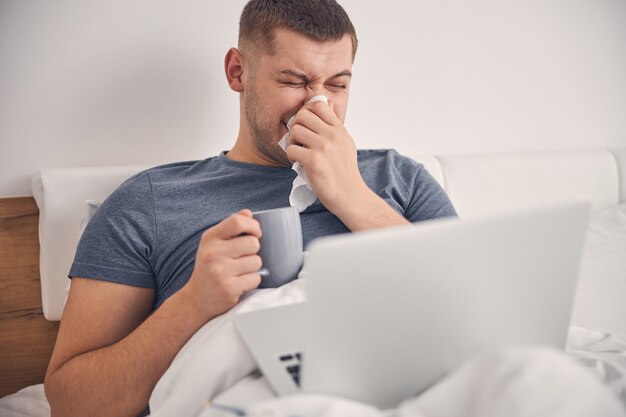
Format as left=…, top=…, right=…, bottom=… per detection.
left=148, top=279, right=625, bottom=417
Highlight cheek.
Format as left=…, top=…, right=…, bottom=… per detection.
left=277, top=91, right=310, bottom=119
left=330, top=96, right=349, bottom=121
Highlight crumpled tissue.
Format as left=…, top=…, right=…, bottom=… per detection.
left=278, top=95, right=328, bottom=212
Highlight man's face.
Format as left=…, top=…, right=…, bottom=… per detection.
left=241, top=28, right=354, bottom=166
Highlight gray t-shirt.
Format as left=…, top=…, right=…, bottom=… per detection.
left=70, top=149, right=456, bottom=309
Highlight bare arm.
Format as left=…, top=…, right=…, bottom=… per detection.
left=45, top=279, right=204, bottom=417
left=327, top=186, right=410, bottom=232
left=45, top=210, right=263, bottom=417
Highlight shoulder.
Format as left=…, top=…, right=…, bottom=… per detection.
left=357, top=148, right=419, bottom=163
left=115, top=157, right=221, bottom=192
left=357, top=149, right=424, bottom=175
left=132, top=159, right=206, bottom=183
left=96, top=158, right=216, bottom=215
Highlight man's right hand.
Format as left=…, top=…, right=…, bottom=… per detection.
left=182, top=209, right=263, bottom=321
left=45, top=209, right=263, bottom=417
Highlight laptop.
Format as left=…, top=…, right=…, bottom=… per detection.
left=233, top=199, right=590, bottom=409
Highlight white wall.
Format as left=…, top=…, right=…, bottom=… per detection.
left=1, top=0, right=625, bottom=196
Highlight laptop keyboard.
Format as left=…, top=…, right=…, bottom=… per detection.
left=279, top=352, right=303, bottom=386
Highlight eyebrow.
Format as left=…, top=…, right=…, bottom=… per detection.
left=279, top=69, right=352, bottom=82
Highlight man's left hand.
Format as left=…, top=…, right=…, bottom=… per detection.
left=285, top=99, right=369, bottom=214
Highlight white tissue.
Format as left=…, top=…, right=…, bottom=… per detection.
left=278, top=95, right=328, bottom=212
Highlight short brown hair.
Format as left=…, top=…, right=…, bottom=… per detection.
left=239, top=0, right=358, bottom=61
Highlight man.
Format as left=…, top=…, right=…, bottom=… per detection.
left=44, top=1, right=456, bottom=416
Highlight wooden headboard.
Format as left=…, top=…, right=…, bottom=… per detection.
left=0, top=197, right=60, bottom=397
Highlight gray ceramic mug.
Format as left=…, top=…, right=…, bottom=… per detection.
left=252, top=206, right=304, bottom=288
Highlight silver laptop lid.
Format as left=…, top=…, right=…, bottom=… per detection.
left=301, top=199, right=589, bottom=409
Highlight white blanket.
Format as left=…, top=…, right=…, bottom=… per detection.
left=7, top=204, right=626, bottom=417
left=149, top=280, right=305, bottom=416
left=149, top=279, right=625, bottom=417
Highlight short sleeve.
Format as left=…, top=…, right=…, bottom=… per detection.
left=396, top=155, right=458, bottom=222
left=69, top=172, right=157, bottom=288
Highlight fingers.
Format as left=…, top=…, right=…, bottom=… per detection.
left=197, top=210, right=262, bottom=265
left=206, top=210, right=261, bottom=240
left=285, top=143, right=310, bottom=168
left=291, top=102, right=338, bottom=135
left=288, top=100, right=343, bottom=151
left=289, top=110, right=333, bottom=150
left=289, top=123, right=319, bottom=149
left=302, top=100, right=339, bottom=126
left=187, top=209, right=266, bottom=319
left=237, top=272, right=263, bottom=292
left=224, top=254, right=263, bottom=277
left=198, top=231, right=261, bottom=269
left=291, top=107, right=327, bottom=136
left=225, top=235, right=261, bottom=257
left=193, top=236, right=262, bottom=295
left=203, top=255, right=262, bottom=292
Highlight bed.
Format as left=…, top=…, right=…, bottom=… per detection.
left=1, top=147, right=625, bottom=416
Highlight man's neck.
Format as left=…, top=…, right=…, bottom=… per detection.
left=226, top=141, right=285, bottom=167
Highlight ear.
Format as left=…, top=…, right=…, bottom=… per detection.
left=224, top=47, right=245, bottom=92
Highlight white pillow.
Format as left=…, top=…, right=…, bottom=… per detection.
left=78, top=200, right=101, bottom=237
left=63, top=200, right=102, bottom=304
left=31, top=165, right=149, bottom=320
left=571, top=203, right=626, bottom=340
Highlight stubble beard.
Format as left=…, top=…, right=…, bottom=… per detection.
left=244, top=79, right=292, bottom=167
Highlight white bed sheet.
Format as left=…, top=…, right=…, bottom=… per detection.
left=148, top=277, right=625, bottom=417
left=203, top=346, right=625, bottom=417
left=3, top=203, right=626, bottom=417
left=0, top=384, right=49, bottom=417
left=153, top=202, right=626, bottom=415
left=1, top=327, right=624, bottom=417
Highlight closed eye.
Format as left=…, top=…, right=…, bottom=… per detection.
left=282, top=81, right=307, bottom=88
left=326, top=84, right=347, bottom=91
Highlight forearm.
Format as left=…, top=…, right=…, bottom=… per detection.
left=46, top=288, right=208, bottom=417
left=332, top=186, right=410, bottom=232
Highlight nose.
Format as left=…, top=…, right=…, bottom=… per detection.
left=303, top=84, right=327, bottom=104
